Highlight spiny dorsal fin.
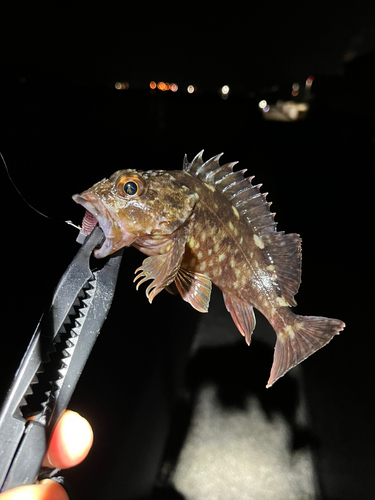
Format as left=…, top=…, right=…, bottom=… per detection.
left=184, top=152, right=302, bottom=303
left=184, top=151, right=277, bottom=235
left=183, top=150, right=205, bottom=174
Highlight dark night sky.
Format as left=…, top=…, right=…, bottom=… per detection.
left=2, top=1, right=375, bottom=89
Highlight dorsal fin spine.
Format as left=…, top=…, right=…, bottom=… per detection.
left=216, top=170, right=247, bottom=193
left=228, top=184, right=252, bottom=201
left=230, top=180, right=256, bottom=203
left=183, top=154, right=192, bottom=171
left=197, top=154, right=224, bottom=179
left=210, top=163, right=236, bottom=184
left=184, top=150, right=205, bottom=174
left=235, top=191, right=262, bottom=209
left=205, top=161, right=234, bottom=182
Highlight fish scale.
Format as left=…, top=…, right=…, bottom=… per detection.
left=73, top=151, right=345, bottom=387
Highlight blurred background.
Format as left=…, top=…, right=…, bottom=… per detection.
left=0, top=2, right=374, bottom=499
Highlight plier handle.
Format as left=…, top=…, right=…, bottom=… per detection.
left=0, top=227, right=123, bottom=492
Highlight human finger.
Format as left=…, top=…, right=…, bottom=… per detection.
left=0, top=479, right=68, bottom=500
left=43, top=410, right=93, bottom=469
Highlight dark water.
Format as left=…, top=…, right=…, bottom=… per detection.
left=0, top=82, right=373, bottom=499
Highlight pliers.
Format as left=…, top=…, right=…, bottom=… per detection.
left=0, top=226, right=123, bottom=492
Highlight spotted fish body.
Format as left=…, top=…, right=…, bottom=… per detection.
left=73, top=152, right=345, bottom=387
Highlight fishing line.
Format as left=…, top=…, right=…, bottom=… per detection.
left=0, top=150, right=81, bottom=230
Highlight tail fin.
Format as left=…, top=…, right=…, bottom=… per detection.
left=267, top=314, right=345, bottom=388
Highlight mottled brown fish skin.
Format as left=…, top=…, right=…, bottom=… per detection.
left=172, top=170, right=277, bottom=306
left=73, top=152, right=345, bottom=387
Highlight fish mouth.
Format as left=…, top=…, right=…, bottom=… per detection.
left=72, top=193, right=115, bottom=258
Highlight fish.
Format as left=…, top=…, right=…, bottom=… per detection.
left=72, top=151, right=345, bottom=387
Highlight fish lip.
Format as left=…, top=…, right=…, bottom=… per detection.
left=72, top=193, right=115, bottom=258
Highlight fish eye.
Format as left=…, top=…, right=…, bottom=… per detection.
left=124, top=180, right=138, bottom=195
left=116, top=173, right=146, bottom=198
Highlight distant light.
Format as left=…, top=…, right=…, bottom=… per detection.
left=220, top=85, right=230, bottom=100
left=287, top=106, right=299, bottom=120
left=263, top=105, right=270, bottom=113
left=158, top=82, right=172, bottom=91
left=258, top=99, right=267, bottom=109
left=291, top=82, right=299, bottom=97
left=187, top=85, right=195, bottom=94
left=150, top=81, right=178, bottom=92
left=115, top=81, right=129, bottom=90
left=305, top=75, right=314, bottom=89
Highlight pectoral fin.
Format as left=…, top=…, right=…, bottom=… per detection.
left=174, top=268, right=212, bottom=312
left=134, top=229, right=188, bottom=303
left=223, top=293, right=256, bottom=345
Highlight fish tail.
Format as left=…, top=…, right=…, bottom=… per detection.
left=267, top=311, right=345, bottom=388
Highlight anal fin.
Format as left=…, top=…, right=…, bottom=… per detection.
left=267, top=313, right=345, bottom=388
left=223, top=293, right=256, bottom=345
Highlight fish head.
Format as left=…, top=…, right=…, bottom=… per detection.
left=72, top=169, right=198, bottom=258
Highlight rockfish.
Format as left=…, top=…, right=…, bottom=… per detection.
left=73, top=152, right=345, bottom=387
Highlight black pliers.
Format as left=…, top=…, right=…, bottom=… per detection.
left=0, top=227, right=123, bottom=493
